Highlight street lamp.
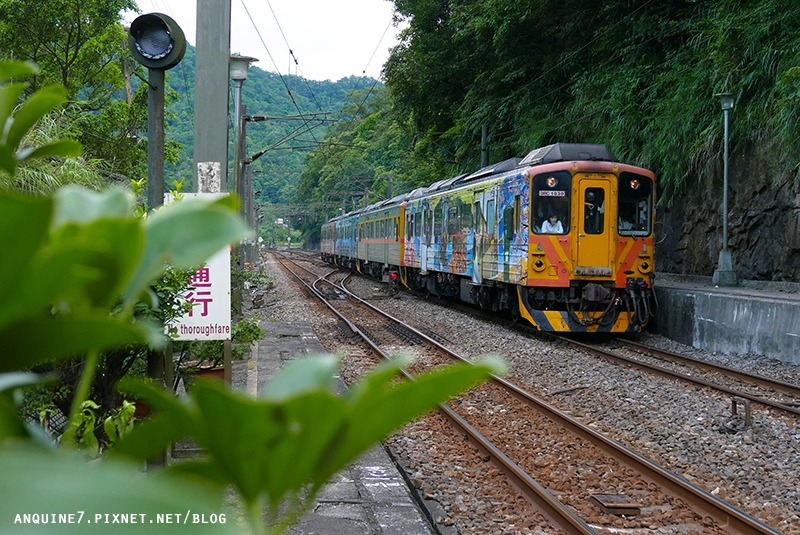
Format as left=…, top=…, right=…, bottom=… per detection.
left=230, top=55, right=257, bottom=203
left=712, top=92, right=738, bottom=286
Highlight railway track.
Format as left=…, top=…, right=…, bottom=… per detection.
left=397, top=275, right=800, bottom=421
left=273, top=251, right=785, bottom=535
left=553, top=335, right=800, bottom=419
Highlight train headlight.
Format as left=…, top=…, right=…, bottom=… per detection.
left=546, top=176, right=558, bottom=188
left=639, top=261, right=652, bottom=273
left=629, top=178, right=640, bottom=190
left=532, top=259, right=546, bottom=272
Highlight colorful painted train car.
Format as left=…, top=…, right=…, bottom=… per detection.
left=321, top=143, right=656, bottom=332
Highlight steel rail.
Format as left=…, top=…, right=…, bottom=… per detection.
left=559, top=336, right=800, bottom=418
left=320, top=264, right=783, bottom=535
left=277, top=253, right=783, bottom=534
left=274, top=254, right=601, bottom=535
left=616, top=337, right=800, bottom=399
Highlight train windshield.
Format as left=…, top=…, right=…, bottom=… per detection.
left=531, top=171, right=571, bottom=234
left=618, top=172, right=653, bottom=237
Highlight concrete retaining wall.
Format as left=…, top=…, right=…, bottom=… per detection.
left=648, top=275, right=800, bottom=366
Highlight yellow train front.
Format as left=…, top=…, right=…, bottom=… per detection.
left=518, top=144, right=656, bottom=332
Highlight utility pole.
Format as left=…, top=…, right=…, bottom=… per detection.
left=193, top=0, right=231, bottom=193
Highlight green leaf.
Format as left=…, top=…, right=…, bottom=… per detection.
left=342, top=353, right=414, bottom=404
left=5, top=84, right=68, bottom=151
left=258, top=392, right=347, bottom=508
left=0, top=82, right=27, bottom=136
left=46, top=217, right=144, bottom=310
left=0, top=372, right=52, bottom=393
left=0, top=146, right=14, bottom=174
left=188, top=382, right=291, bottom=503
left=0, top=194, right=52, bottom=320
left=322, top=357, right=506, bottom=481
left=22, top=139, right=82, bottom=161
left=112, top=380, right=198, bottom=462
left=0, top=447, right=238, bottom=535
left=0, top=60, right=38, bottom=83
left=0, top=372, right=54, bottom=445
left=52, top=187, right=135, bottom=229
left=0, top=316, right=159, bottom=373
left=0, top=394, right=28, bottom=444
left=123, top=197, right=252, bottom=305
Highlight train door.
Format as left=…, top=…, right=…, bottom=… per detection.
left=420, top=206, right=429, bottom=273
left=471, top=196, right=483, bottom=284
left=577, top=179, right=612, bottom=275
left=472, top=188, right=497, bottom=283
left=382, top=217, right=388, bottom=268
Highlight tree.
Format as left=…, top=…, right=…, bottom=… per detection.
left=383, top=0, right=800, bottom=196
left=0, top=0, right=153, bottom=182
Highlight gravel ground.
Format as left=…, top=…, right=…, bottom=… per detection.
left=254, top=253, right=800, bottom=534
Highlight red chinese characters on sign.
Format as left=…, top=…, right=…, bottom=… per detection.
left=185, top=266, right=213, bottom=317
left=164, top=192, right=231, bottom=341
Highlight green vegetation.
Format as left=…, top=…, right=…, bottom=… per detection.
left=296, top=0, right=800, bottom=227
left=0, top=0, right=150, bottom=183
left=383, top=0, right=800, bottom=195
left=0, top=186, right=501, bottom=534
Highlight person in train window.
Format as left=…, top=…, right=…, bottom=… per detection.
left=584, top=191, right=603, bottom=233
left=541, top=212, right=563, bottom=234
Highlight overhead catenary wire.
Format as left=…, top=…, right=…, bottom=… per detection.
left=238, top=0, right=320, bottom=147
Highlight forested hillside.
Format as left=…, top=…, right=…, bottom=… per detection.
left=296, top=0, right=800, bottom=281
left=162, top=44, right=376, bottom=208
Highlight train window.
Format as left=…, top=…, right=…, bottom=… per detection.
left=487, top=199, right=496, bottom=235
left=618, top=173, right=652, bottom=236
left=434, top=203, right=443, bottom=238
left=503, top=205, right=514, bottom=242
left=424, top=209, right=432, bottom=241
left=459, top=203, right=472, bottom=232
left=532, top=170, right=571, bottom=234
left=447, top=207, right=458, bottom=235
left=583, top=187, right=605, bottom=234
left=514, top=195, right=521, bottom=236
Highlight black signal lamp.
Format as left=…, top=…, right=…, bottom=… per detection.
left=128, top=13, right=186, bottom=70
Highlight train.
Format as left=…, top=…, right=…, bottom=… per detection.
left=320, top=143, right=656, bottom=333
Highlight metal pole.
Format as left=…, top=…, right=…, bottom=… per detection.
left=193, top=0, right=231, bottom=192
left=231, top=92, right=244, bottom=315
left=712, top=99, right=737, bottom=287
left=246, top=164, right=255, bottom=263
left=722, top=107, right=729, bottom=251
left=147, top=68, right=165, bottom=211
left=238, top=104, right=247, bottom=262
left=232, top=81, right=243, bottom=199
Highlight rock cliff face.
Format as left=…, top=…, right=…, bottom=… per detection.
left=655, top=156, right=800, bottom=282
